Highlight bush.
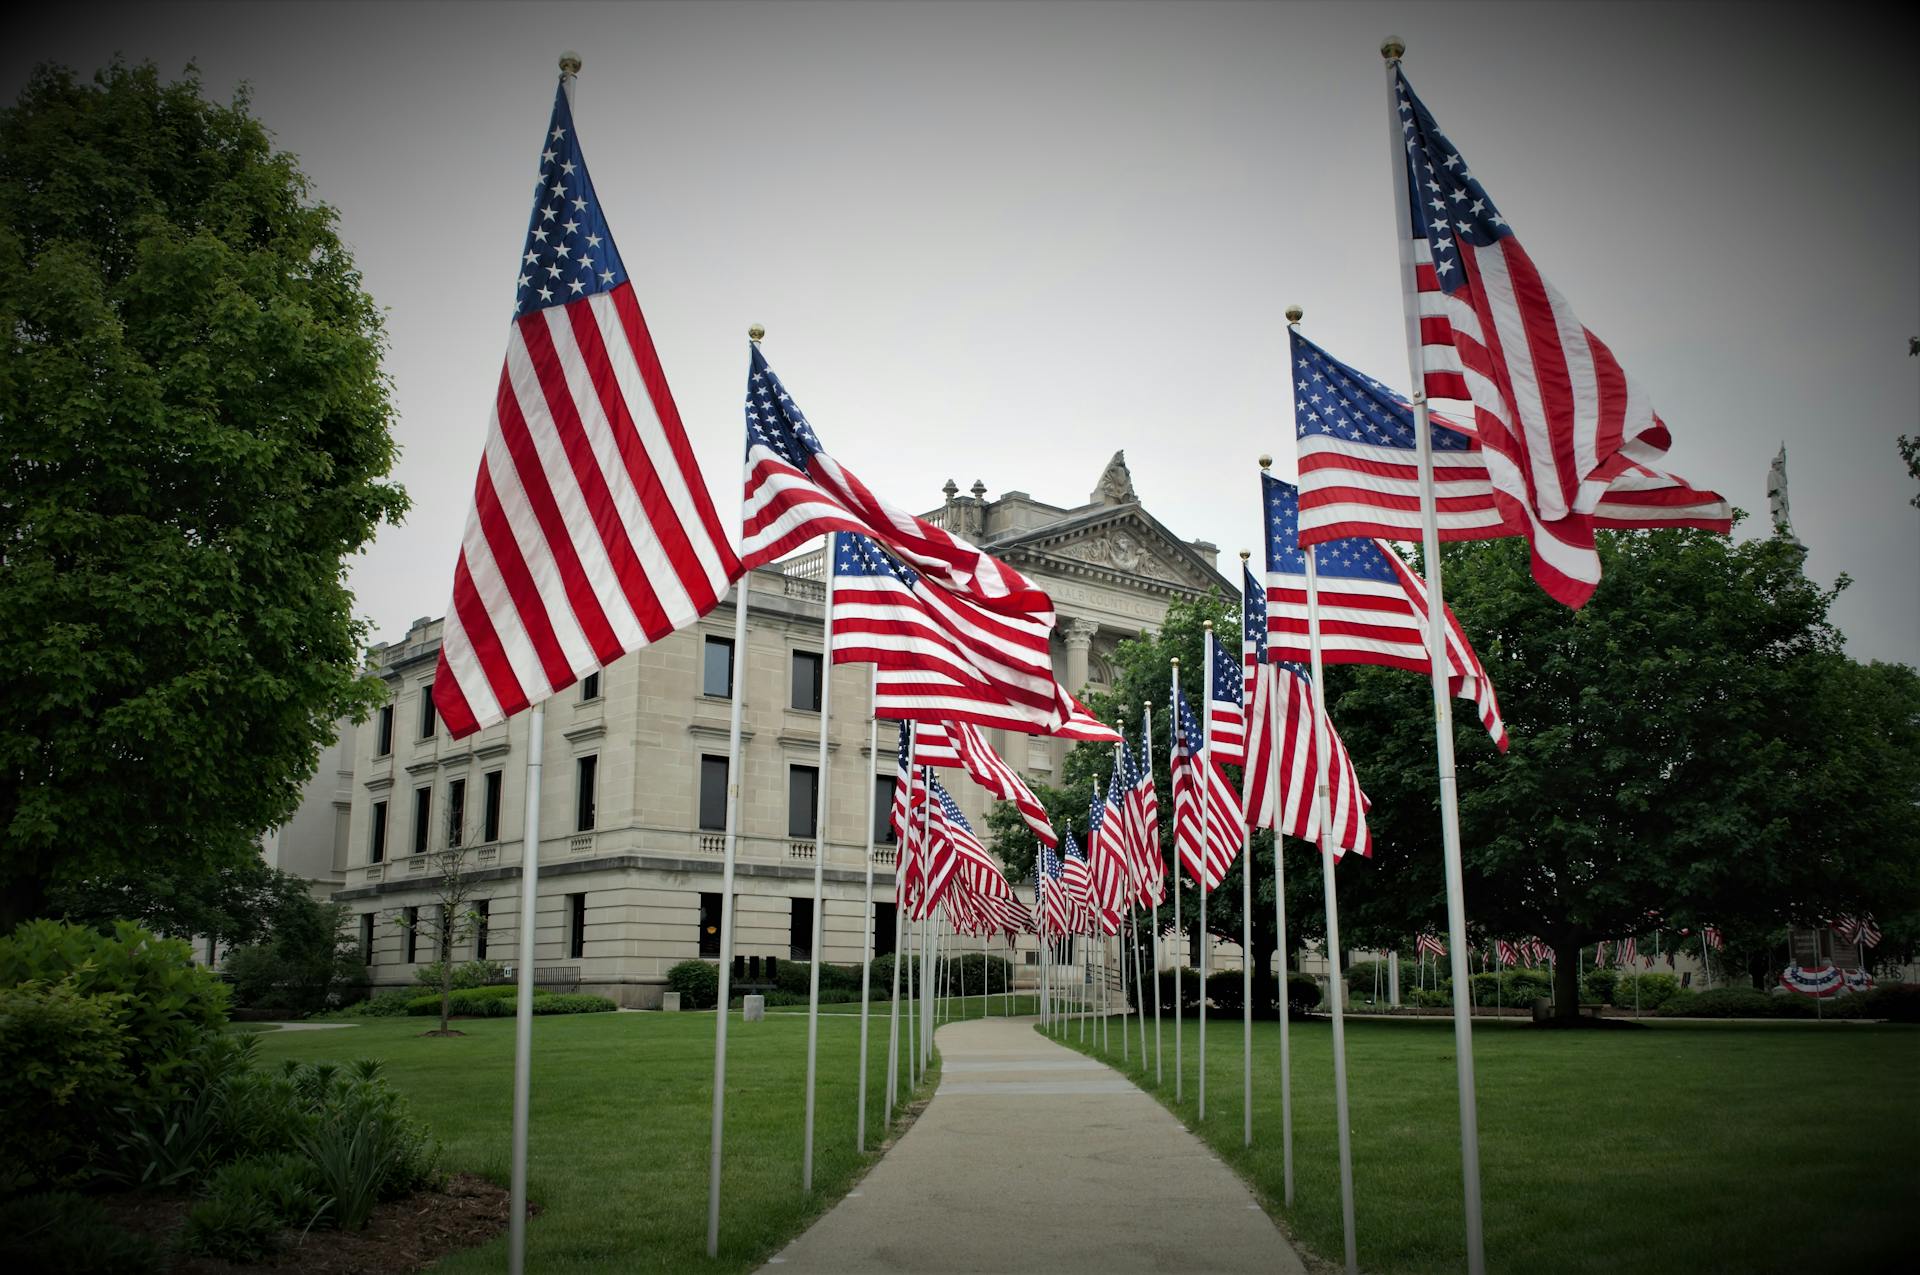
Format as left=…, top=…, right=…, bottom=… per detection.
left=413, top=958, right=506, bottom=991
left=1287, top=972, right=1323, bottom=1013
left=1612, top=973, right=1682, bottom=1011
left=200, top=1153, right=328, bottom=1229
left=1204, top=967, right=1244, bottom=1012
left=222, top=894, right=367, bottom=1018
left=667, top=959, right=720, bottom=1009
left=0, top=1191, right=164, bottom=1274
left=1858, top=982, right=1920, bottom=1023
left=110, top=1032, right=258, bottom=1189
left=1582, top=967, right=1620, bottom=1005
left=327, top=989, right=415, bottom=1019
left=181, top=1191, right=281, bottom=1263
left=1657, top=987, right=1776, bottom=1018
left=405, top=984, right=520, bottom=1016
left=535, top=994, right=617, bottom=1014
left=1156, top=967, right=1203, bottom=1012
left=0, top=980, right=132, bottom=1186
left=1345, top=959, right=1390, bottom=1002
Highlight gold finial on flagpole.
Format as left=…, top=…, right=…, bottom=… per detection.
left=1171, top=657, right=1180, bottom=668
left=749, top=325, right=765, bottom=344
left=559, top=51, right=582, bottom=77
left=1286, top=306, right=1303, bottom=325
left=1204, top=620, right=1214, bottom=632
left=1381, top=35, right=1405, bottom=62
left=1259, top=454, right=1273, bottom=471
left=1239, top=550, right=1251, bottom=563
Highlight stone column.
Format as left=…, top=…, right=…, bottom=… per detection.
left=1058, top=618, right=1098, bottom=774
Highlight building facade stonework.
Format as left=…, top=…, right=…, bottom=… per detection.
left=329, top=459, right=1233, bottom=1006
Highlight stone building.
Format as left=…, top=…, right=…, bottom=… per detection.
left=331, top=455, right=1235, bottom=1006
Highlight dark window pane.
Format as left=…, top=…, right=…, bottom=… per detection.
left=699, top=756, right=728, bottom=832
left=376, top=705, right=394, bottom=756
left=447, top=779, right=466, bottom=848
left=699, top=892, right=722, bottom=958
left=788, top=766, right=818, bottom=839
left=370, top=801, right=388, bottom=864
left=791, top=650, right=823, bottom=711
left=483, top=771, right=503, bottom=841
left=474, top=900, right=489, bottom=961
left=874, top=776, right=897, bottom=844
left=419, top=686, right=437, bottom=739
left=569, top=893, right=586, bottom=960
left=790, top=897, right=814, bottom=960
left=702, top=637, right=734, bottom=698
left=405, top=907, right=419, bottom=963
left=576, top=755, right=597, bottom=832
left=581, top=671, right=600, bottom=701
left=873, top=902, right=897, bottom=956
left=359, top=913, right=373, bottom=964
left=412, top=787, right=432, bottom=854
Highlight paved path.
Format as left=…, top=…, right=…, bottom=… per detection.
left=764, top=1017, right=1305, bottom=1274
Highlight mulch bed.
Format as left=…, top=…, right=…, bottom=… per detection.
left=99, top=1173, right=521, bottom=1273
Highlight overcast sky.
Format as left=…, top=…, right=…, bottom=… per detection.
left=13, top=2, right=1918, bottom=666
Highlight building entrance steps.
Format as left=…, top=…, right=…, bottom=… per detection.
left=761, top=1016, right=1306, bottom=1274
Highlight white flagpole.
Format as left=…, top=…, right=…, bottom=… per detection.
left=1241, top=819, right=1254, bottom=1147
left=1169, top=662, right=1183, bottom=1103
left=704, top=321, right=762, bottom=1257
left=1251, top=513, right=1295, bottom=1205
left=1379, top=40, right=1487, bottom=1273
left=856, top=682, right=878, bottom=1152
left=906, top=907, right=918, bottom=1086
left=1144, top=701, right=1163, bottom=1086
left=802, top=531, right=838, bottom=1193
left=1199, top=622, right=1215, bottom=1124
left=1306, top=542, right=1359, bottom=1275
left=885, top=724, right=913, bottom=1116
left=508, top=695, right=544, bottom=1275
left=981, top=928, right=989, bottom=1020
left=920, top=776, right=934, bottom=1068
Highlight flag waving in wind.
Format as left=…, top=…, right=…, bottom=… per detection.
left=1395, top=66, right=1719, bottom=608
left=1171, top=689, right=1242, bottom=891
left=433, top=85, right=741, bottom=738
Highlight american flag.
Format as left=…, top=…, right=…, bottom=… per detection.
left=1271, top=661, right=1372, bottom=858
left=912, top=720, right=1057, bottom=848
left=1496, top=939, right=1520, bottom=967
left=1239, top=565, right=1277, bottom=830
left=1171, top=689, right=1242, bottom=891
left=1289, top=328, right=1728, bottom=547
left=912, top=776, right=960, bottom=920
left=1205, top=624, right=1246, bottom=766
left=1264, top=473, right=1508, bottom=752
left=1036, top=843, right=1071, bottom=937
left=1102, top=759, right=1132, bottom=909
left=432, top=85, right=742, bottom=739
left=1059, top=832, right=1096, bottom=935
left=740, top=346, right=1054, bottom=621
left=1416, top=933, right=1446, bottom=960
left=1704, top=925, right=1725, bottom=951
left=1396, top=67, right=1715, bottom=609
left=1594, top=940, right=1612, bottom=967
left=960, top=881, right=1034, bottom=940
left=1619, top=936, right=1636, bottom=966
left=931, top=779, right=1015, bottom=902
left=1088, top=776, right=1126, bottom=933
left=831, top=534, right=1060, bottom=732
left=1055, top=691, right=1125, bottom=744
left=1123, top=734, right=1164, bottom=907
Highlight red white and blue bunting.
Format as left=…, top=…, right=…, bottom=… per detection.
left=1779, top=963, right=1848, bottom=998
left=1842, top=967, right=1875, bottom=994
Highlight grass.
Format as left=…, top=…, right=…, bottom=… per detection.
left=1059, top=1010, right=1918, bottom=1273
left=253, top=1004, right=939, bottom=1272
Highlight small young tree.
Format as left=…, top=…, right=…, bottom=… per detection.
left=392, top=802, right=488, bottom=1034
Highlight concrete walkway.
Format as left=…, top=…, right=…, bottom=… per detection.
left=764, top=1017, right=1305, bottom=1274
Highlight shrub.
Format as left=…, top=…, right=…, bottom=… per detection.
left=1657, top=987, right=1775, bottom=1018
left=200, top=1153, right=329, bottom=1230
left=0, top=980, right=132, bottom=1185
left=0, top=920, right=228, bottom=1100
left=1156, top=967, right=1203, bottom=1011
left=667, top=959, right=720, bottom=1009
left=1287, top=973, right=1323, bottom=1013
left=404, top=984, right=520, bottom=1016
left=413, top=959, right=506, bottom=991
left=1204, top=968, right=1244, bottom=1012
left=110, top=1032, right=258, bottom=1189
left=1858, top=982, right=1920, bottom=1023
left=1345, top=959, right=1390, bottom=1002
left=1611, top=973, right=1681, bottom=1011
left=0, top=1191, right=165, bottom=1274
left=222, top=894, right=368, bottom=1019
left=181, top=1189, right=282, bottom=1262
left=328, top=989, right=415, bottom=1018
left=1582, top=967, right=1619, bottom=1005
left=1413, top=987, right=1452, bottom=1008
left=535, top=994, right=617, bottom=1014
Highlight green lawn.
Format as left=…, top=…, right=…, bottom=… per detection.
left=254, top=1007, right=936, bottom=1272
left=1061, top=1012, right=1918, bottom=1273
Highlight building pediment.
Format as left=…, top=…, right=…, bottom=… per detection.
left=992, top=505, right=1231, bottom=600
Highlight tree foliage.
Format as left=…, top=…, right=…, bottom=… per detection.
left=48, top=855, right=315, bottom=952
left=0, top=63, right=408, bottom=924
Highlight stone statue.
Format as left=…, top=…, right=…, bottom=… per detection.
left=1766, top=444, right=1803, bottom=549
left=1092, top=451, right=1137, bottom=505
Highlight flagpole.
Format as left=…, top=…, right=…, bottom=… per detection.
left=1234, top=561, right=1255, bottom=1149
left=856, top=682, right=878, bottom=1152
left=1199, top=621, right=1215, bottom=1124
left=704, top=324, right=761, bottom=1258
left=801, top=531, right=839, bottom=1193
left=1170, top=659, right=1184, bottom=1104
left=1380, top=41, right=1487, bottom=1274
left=885, top=725, right=913, bottom=1115
left=508, top=696, right=544, bottom=1275
left=920, top=771, right=935, bottom=1068
left=1253, top=507, right=1295, bottom=1205
left=906, top=907, right=918, bottom=1086
left=1305, top=547, right=1359, bottom=1275
left=1144, top=701, right=1163, bottom=1087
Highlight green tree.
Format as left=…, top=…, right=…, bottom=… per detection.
left=0, top=63, right=407, bottom=926
left=47, top=855, right=315, bottom=952
left=1328, top=526, right=1920, bottom=1020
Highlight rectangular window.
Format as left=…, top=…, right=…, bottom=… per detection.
left=473, top=899, right=490, bottom=961
left=790, top=897, right=814, bottom=960
left=404, top=906, right=419, bottom=963
left=788, top=765, right=819, bottom=839
left=699, top=756, right=729, bottom=832
left=699, top=892, right=722, bottom=958
left=419, top=685, right=437, bottom=739
left=369, top=800, right=388, bottom=865
left=575, top=755, right=597, bottom=832
left=447, top=778, right=467, bottom=848
left=790, top=650, right=823, bottom=712
left=874, top=775, right=898, bottom=844
left=581, top=671, right=600, bottom=701
left=702, top=635, right=734, bottom=698
left=376, top=704, right=394, bottom=757
left=358, top=913, right=374, bottom=964
left=412, top=786, right=432, bottom=854
left=873, top=902, right=898, bottom=956
left=568, top=892, right=587, bottom=960
left=483, top=771, right=503, bottom=842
